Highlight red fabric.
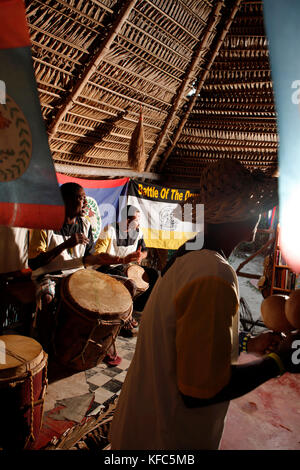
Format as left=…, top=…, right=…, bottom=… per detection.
left=0, top=0, right=31, bottom=49
left=0, top=359, right=46, bottom=450
left=0, top=202, right=65, bottom=230
left=56, top=173, right=129, bottom=189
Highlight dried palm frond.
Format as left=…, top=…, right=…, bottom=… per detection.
left=44, top=398, right=117, bottom=450
left=128, top=110, right=146, bottom=172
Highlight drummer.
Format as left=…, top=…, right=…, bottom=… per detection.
left=94, top=205, right=159, bottom=333
left=28, top=182, right=118, bottom=352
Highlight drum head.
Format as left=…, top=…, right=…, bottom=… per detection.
left=66, top=269, right=132, bottom=318
left=0, top=335, right=45, bottom=379
left=126, top=265, right=149, bottom=290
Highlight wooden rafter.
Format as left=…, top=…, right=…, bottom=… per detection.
left=144, top=0, right=224, bottom=172
left=47, top=0, right=138, bottom=138
left=24, top=0, right=277, bottom=179
left=157, top=0, right=243, bottom=173
left=54, top=163, right=161, bottom=180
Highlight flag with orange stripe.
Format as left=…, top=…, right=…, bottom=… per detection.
left=0, top=0, right=65, bottom=229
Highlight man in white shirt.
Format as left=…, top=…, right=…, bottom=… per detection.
left=94, top=205, right=159, bottom=325
left=28, top=182, right=115, bottom=351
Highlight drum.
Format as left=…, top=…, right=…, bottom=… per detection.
left=0, top=335, right=48, bottom=450
left=125, top=264, right=149, bottom=296
left=53, top=269, right=133, bottom=371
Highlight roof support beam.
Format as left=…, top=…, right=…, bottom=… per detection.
left=55, top=163, right=161, bottom=181
left=156, top=0, right=243, bottom=173
left=145, top=0, right=224, bottom=172
left=47, top=0, right=138, bottom=138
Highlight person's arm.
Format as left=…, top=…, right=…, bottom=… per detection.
left=175, top=276, right=239, bottom=401
left=92, top=227, right=122, bottom=265
left=182, top=331, right=300, bottom=408
left=92, top=226, right=145, bottom=266
left=28, top=230, right=90, bottom=271
left=181, top=356, right=280, bottom=408
left=84, top=251, right=143, bottom=266
left=136, top=238, right=147, bottom=263
left=174, top=274, right=298, bottom=410
left=239, top=330, right=282, bottom=356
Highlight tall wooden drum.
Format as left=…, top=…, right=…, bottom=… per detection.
left=53, top=269, right=133, bottom=371
left=0, top=335, right=48, bottom=450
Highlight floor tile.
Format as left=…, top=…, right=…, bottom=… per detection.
left=102, top=393, right=118, bottom=407
left=102, top=379, right=123, bottom=393
left=116, top=336, right=129, bottom=343
left=87, top=372, right=113, bottom=387
left=87, top=382, right=101, bottom=392
left=124, top=352, right=134, bottom=361
left=85, top=368, right=99, bottom=379
left=86, top=401, right=104, bottom=417
left=94, top=363, right=107, bottom=371
left=113, top=370, right=127, bottom=383
left=117, top=358, right=131, bottom=370
left=94, top=388, right=115, bottom=404
left=102, top=367, right=123, bottom=377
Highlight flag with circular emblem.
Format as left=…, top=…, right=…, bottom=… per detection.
left=56, top=173, right=129, bottom=243
left=0, top=0, right=65, bottom=229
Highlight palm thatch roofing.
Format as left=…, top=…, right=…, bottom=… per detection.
left=25, top=0, right=278, bottom=184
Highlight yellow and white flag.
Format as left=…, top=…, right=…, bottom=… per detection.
left=127, top=180, right=203, bottom=250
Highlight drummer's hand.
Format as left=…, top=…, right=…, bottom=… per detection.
left=247, top=330, right=282, bottom=356
left=136, top=246, right=143, bottom=264
left=87, top=253, right=116, bottom=266
left=64, top=233, right=89, bottom=249
left=124, top=252, right=141, bottom=264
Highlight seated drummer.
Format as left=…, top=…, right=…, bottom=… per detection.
left=28, top=182, right=115, bottom=353
left=94, top=205, right=159, bottom=331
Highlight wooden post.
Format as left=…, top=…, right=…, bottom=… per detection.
left=54, top=162, right=161, bottom=180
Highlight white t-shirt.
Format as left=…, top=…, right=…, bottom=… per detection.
left=110, top=249, right=239, bottom=450
left=0, top=226, right=28, bottom=274
left=28, top=217, right=91, bottom=280
left=94, top=224, right=145, bottom=265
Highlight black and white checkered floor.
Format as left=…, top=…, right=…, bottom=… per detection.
left=85, top=335, right=137, bottom=415
left=43, top=334, right=137, bottom=424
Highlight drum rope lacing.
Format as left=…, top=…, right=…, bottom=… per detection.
left=0, top=346, right=35, bottom=446
left=0, top=345, right=48, bottom=449
left=54, top=273, right=133, bottom=369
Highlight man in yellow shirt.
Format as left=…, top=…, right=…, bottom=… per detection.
left=110, top=159, right=300, bottom=450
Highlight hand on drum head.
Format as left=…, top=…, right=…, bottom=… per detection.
left=64, top=232, right=89, bottom=249
left=124, top=250, right=142, bottom=265
left=247, top=330, right=282, bottom=356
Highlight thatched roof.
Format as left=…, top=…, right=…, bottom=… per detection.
left=25, top=0, right=277, bottom=183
